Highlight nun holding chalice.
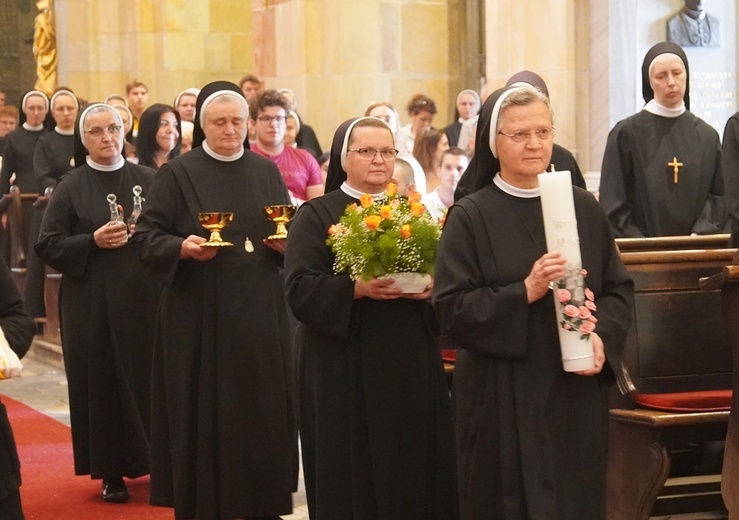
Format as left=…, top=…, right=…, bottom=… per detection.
left=131, top=81, right=297, bottom=520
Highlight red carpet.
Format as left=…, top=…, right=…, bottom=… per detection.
left=3, top=395, right=172, bottom=519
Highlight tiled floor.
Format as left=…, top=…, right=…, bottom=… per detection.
left=2, top=349, right=730, bottom=520
left=1, top=351, right=310, bottom=519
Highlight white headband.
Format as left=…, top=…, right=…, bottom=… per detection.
left=198, top=90, right=248, bottom=127
left=110, top=103, right=133, bottom=129
left=340, top=116, right=395, bottom=170
left=22, top=90, right=49, bottom=113
left=78, top=103, right=124, bottom=148
left=648, top=52, right=686, bottom=78
left=456, top=89, right=481, bottom=108
left=50, top=90, right=79, bottom=111
left=488, top=86, right=526, bottom=159
left=287, top=110, right=300, bottom=134
left=174, top=87, right=201, bottom=109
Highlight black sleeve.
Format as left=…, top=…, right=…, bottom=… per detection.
left=0, top=262, right=35, bottom=359
left=284, top=201, right=355, bottom=339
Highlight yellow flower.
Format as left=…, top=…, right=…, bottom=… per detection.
left=364, top=215, right=382, bottom=230
left=360, top=194, right=374, bottom=208
left=408, top=191, right=422, bottom=204
left=380, top=205, right=393, bottom=219
left=410, top=202, right=426, bottom=217
left=385, top=183, right=397, bottom=197
left=399, top=224, right=412, bottom=238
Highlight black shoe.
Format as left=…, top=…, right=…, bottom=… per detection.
left=102, top=478, right=130, bottom=503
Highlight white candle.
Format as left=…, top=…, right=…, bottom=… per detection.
left=538, top=170, right=595, bottom=372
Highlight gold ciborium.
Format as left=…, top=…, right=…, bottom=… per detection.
left=263, top=204, right=296, bottom=240
left=198, top=212, right=234, bottom=247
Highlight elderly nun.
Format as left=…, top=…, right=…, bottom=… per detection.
left=131, top=81, right=296, bottom=520
left=35, top=103, right=159, bottom=503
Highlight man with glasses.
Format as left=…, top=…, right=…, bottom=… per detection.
left=249, top=89, right=323, bottom=204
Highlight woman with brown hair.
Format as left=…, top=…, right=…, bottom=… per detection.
left=413, top=126, right=449, bottom=193
left=396, top=93, right=437, bottom=159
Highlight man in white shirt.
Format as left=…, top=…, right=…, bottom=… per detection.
left=421, top=147, right=468, bottom=221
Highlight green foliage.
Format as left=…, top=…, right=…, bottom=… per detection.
left=326, top=189, right=442, bottom=281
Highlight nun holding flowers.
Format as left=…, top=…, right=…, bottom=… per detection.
left=284, top=116, right=458, bottom=519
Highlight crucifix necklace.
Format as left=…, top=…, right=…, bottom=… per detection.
left=668, top=156, right=683, bottom=184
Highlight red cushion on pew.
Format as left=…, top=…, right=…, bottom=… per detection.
left=635, top=390, right=732, bottom=412
left=441, top=349, right=457, bottom=363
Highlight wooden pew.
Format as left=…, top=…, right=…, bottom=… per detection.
left=34, top=192, right=61, bottom=345
left=606, top=235, right=734, bottom=520
left=700, top=264, right=739, bottom=519
left=1, top=187, right=38, bottom=294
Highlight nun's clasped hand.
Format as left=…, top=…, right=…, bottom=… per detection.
left=353, top=277, right=404, bottom=301
left=524, top=251, right=566, bottom=303
left=94, top=221, right=128, bottom=249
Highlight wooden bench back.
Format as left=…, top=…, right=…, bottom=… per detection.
left=5, top=186, right=27, bottom=271
left=615, top=235, right=735, bottom=404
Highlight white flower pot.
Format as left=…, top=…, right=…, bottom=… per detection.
left=378, top=272, right=432, bottom=294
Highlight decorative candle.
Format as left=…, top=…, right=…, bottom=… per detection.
left=538, top=169, right=595, bottom=372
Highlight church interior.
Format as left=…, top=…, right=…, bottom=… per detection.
left=1, top=0, right=739, bottom=518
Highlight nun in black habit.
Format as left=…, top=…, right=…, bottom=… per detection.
left=131, top=81, right=296, bottom=520
left=284, top=117, right=458, bottom=520
left=0, top=91, right=50, bottom=196
left=599, top=41, right=725, bottom=237
left=34, top=89, right=79, bottom=192
left=454, top=71, right=585, bottom=201
left=0, top=91, right=50, bottom=319
left=25, top=89, right=80, bottom=323
left=35, top=103, right=160, bottom=502
left=433, top=86, right=633, bottom=519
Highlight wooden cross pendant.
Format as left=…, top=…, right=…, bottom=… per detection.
left=668, top=157, right=683, bottom=184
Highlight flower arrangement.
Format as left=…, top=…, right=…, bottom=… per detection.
left=327, top=183, right=441, bottom=281
left=555, top=266, right=597, bottom=340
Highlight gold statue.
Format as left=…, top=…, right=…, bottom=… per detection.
left=33, top=0, right=57, bottom=96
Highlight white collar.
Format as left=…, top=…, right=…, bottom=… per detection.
left=341, top=182, right=386, bottom=200
left=684, top=7, right=706, bottom=21
left=86, top=156, right=125, bottom=171
left=643, top=99, right=686, bottom=118
left=493, top=172, right=541, bottom=198
left=203, top=140, right=244, bottom=162
left=54, top=127, right=74, bottom=136
left=22, top=122, right=44, bottom=132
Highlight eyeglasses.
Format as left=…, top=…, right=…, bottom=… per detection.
left=498, top=128, right=555, bottom=143
left=257, top=115, right=286, bottom=126
left=85, top=124, right=122, bottom=137
left=347, top=148, right=399, bottom=161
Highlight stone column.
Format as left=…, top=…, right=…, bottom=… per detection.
left=56, top=0, right=254, bottom=104
left=251, top=0, right=455, bottom=149
left=484, top=0, right=590, bottom=170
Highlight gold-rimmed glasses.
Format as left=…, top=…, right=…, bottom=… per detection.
left=347, top=148, right=399, bottom=161
left=497, top=127, right=555, bottom=143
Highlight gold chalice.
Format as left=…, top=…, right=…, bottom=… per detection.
left=264, top=204, right=296, bottom=240
left=198, top=212, right=234, bottom=247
